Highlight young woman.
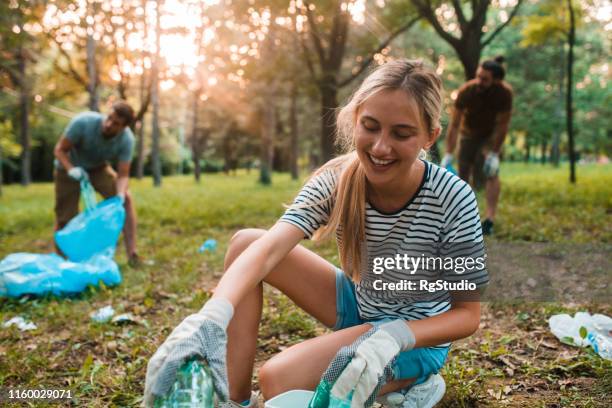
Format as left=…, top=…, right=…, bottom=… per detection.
left=144, top=59, right=488, bottom=408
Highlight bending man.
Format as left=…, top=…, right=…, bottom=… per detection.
left=442, top=56, right=513, bottom=235
left=53, top=101, right=139, bottom=264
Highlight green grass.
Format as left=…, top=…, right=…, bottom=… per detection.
left=0, top=162, right=610, bottom=407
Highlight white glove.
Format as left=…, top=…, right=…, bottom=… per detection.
left=483, top=152, right=500, bottom=178
left=441, top=153, right=453, bottom=169
left=330, top=320, right=415, bottom=408
left=68, top=166, right=88, bottom=182
left=144, top=298, right=234, bottom=407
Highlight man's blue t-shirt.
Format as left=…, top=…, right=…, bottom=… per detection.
left=55, top=111, right=134, bottom=170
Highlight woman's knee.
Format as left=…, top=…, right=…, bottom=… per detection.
left=258, top=358, right=292, bottom=400
left=225, top=228, right=266, bottom=267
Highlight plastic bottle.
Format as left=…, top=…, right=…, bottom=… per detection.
left=329, top=394, right=352, bottom=408
left=154, top=359, right=214, bottom=408
left=587, top=332, right=612, bottom=360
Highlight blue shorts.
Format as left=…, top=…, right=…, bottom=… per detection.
left=333, top=268, right=449, bottom=384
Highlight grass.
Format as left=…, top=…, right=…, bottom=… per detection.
left=0, top=162, right=610, bottom=407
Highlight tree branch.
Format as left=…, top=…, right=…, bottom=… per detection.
left=413, top=0, right=460, bottom=48
left=337, top=16, right=420, bottom=88
left=451, top=0, right=468, bottom=29
left=135, top=89, right=151, bottom=122
left=296, top=30, right=317, bottom=82
left=302, top=0, right=327, bottom=65
left=328, top=0, right=348, bottom=70
left=482, top=0, right=524, bottom=48
left=47, top=33, right=87, bottom=86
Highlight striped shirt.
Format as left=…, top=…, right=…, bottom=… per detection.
left=280, top=160, right=488, bottom=348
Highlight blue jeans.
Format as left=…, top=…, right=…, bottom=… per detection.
left=333, top=268, right=449, bottom=384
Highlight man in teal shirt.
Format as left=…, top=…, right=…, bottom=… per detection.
left=53, top=101, right=139, bottom=264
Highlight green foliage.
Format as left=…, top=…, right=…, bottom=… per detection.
left=520, top=0, right=584, bottom=47
left=0, top=119, right=21, bottom=157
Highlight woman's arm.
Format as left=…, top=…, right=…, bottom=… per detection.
left=403, top=294, right=481, bottom=348
left=212, top=222, right=305, bottom=307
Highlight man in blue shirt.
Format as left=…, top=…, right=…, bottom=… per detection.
left=53, top=101, right=139, bottom=264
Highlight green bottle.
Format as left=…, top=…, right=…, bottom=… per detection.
left=154, top=359, right=214, bottom=408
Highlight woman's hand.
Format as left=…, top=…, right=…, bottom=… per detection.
left=144, top=298, right=234, bottom=407
left=314, top=320, right=415, bottom=408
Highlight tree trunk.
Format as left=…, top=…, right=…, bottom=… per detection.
left=136, top=0, right=149, bottom=179
left=319, top=79, right=338, bottom=163
left=86, top=1, right=99, bottom=111
left=566, top=0, right=576, bottom=183
left=552, top=43, right=564, bottom=167
left=191, top=91, right=200, bottom=183
left=259, top=104, right=275, bottom=185
left=136, top=120, right=145, bottom=178
left=194, top=151, right=201, bottom=182
left=150, top=0, right=162, bottom=187
left=456, top=37, right=482, bottom=80
left=541, top=141, right=548, bottom=164
left=289, top=83, right=299, bottom=180
left=524, top=142, right=530, bottom=163
left=17, top=46, right=31, bottom=186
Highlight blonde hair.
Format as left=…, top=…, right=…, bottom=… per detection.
left=310, top=59, right=444, bottom=281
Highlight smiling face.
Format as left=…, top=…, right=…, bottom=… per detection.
left=354, top=88, right=437, bottom=193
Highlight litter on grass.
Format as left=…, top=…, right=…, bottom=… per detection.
left=549, top=312, right=612, bottom=359
left=198, top=239, right=217, bottom=253
left=0, top=180, right=125, bottom=298
left=3, top=316, right=37, bottom=331
left=90, top=305, right=116, bottom=323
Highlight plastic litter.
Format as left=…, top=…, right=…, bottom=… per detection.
left=90, top=305, right=115, bottom=323
left=155, top=359, right=214, bottom=408
left=198, top=239, right=217, bottom=253
left=549, top=312, right=612, bottom=359
left=3, top=316, right=37, bottom=331
left=55, top=195, right=126, bottom=262
left=0, top=180, right=124, bottom=298
left=0, top=253, right=121, bottom=297
left=587, top=332, right=612, bottom=361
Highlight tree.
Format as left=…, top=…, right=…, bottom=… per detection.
left=413, top=0, right=524, bottom=79
left=0, top=1, right=45, bottom=185
left=520, top=0, right=583, bottom=182
left=566, top=0, right=576, bottom=183
left=150, top=0, right=162, bottom=186
left=297, top=0, right=421, bottom=162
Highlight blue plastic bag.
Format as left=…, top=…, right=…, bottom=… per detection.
left=55, top=196, right=126, bottom=262
left=0, top=253, right=121, bottom=297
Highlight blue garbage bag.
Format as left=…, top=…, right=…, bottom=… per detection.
left=0, top=253, right=121, bottom=297
left=54, top=196, right=126, bottom=262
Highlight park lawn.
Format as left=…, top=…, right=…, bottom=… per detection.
left=0, top=162, right=610, bottom=407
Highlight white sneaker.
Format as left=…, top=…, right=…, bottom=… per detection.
left=401, top=374, right=445, bottom=408
left=217, top=391, right=259, bottom=408
left=376, top=374, right=445, bottom=408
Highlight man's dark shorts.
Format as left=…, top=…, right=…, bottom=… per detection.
left=457, top=135, right=494, bottom=190
left=54, top=164, right=117, bottom=227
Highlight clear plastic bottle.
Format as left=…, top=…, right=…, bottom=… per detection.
left=154, top=359, right=214, bottom=408
left=587, top=332, right=612, bottom=360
